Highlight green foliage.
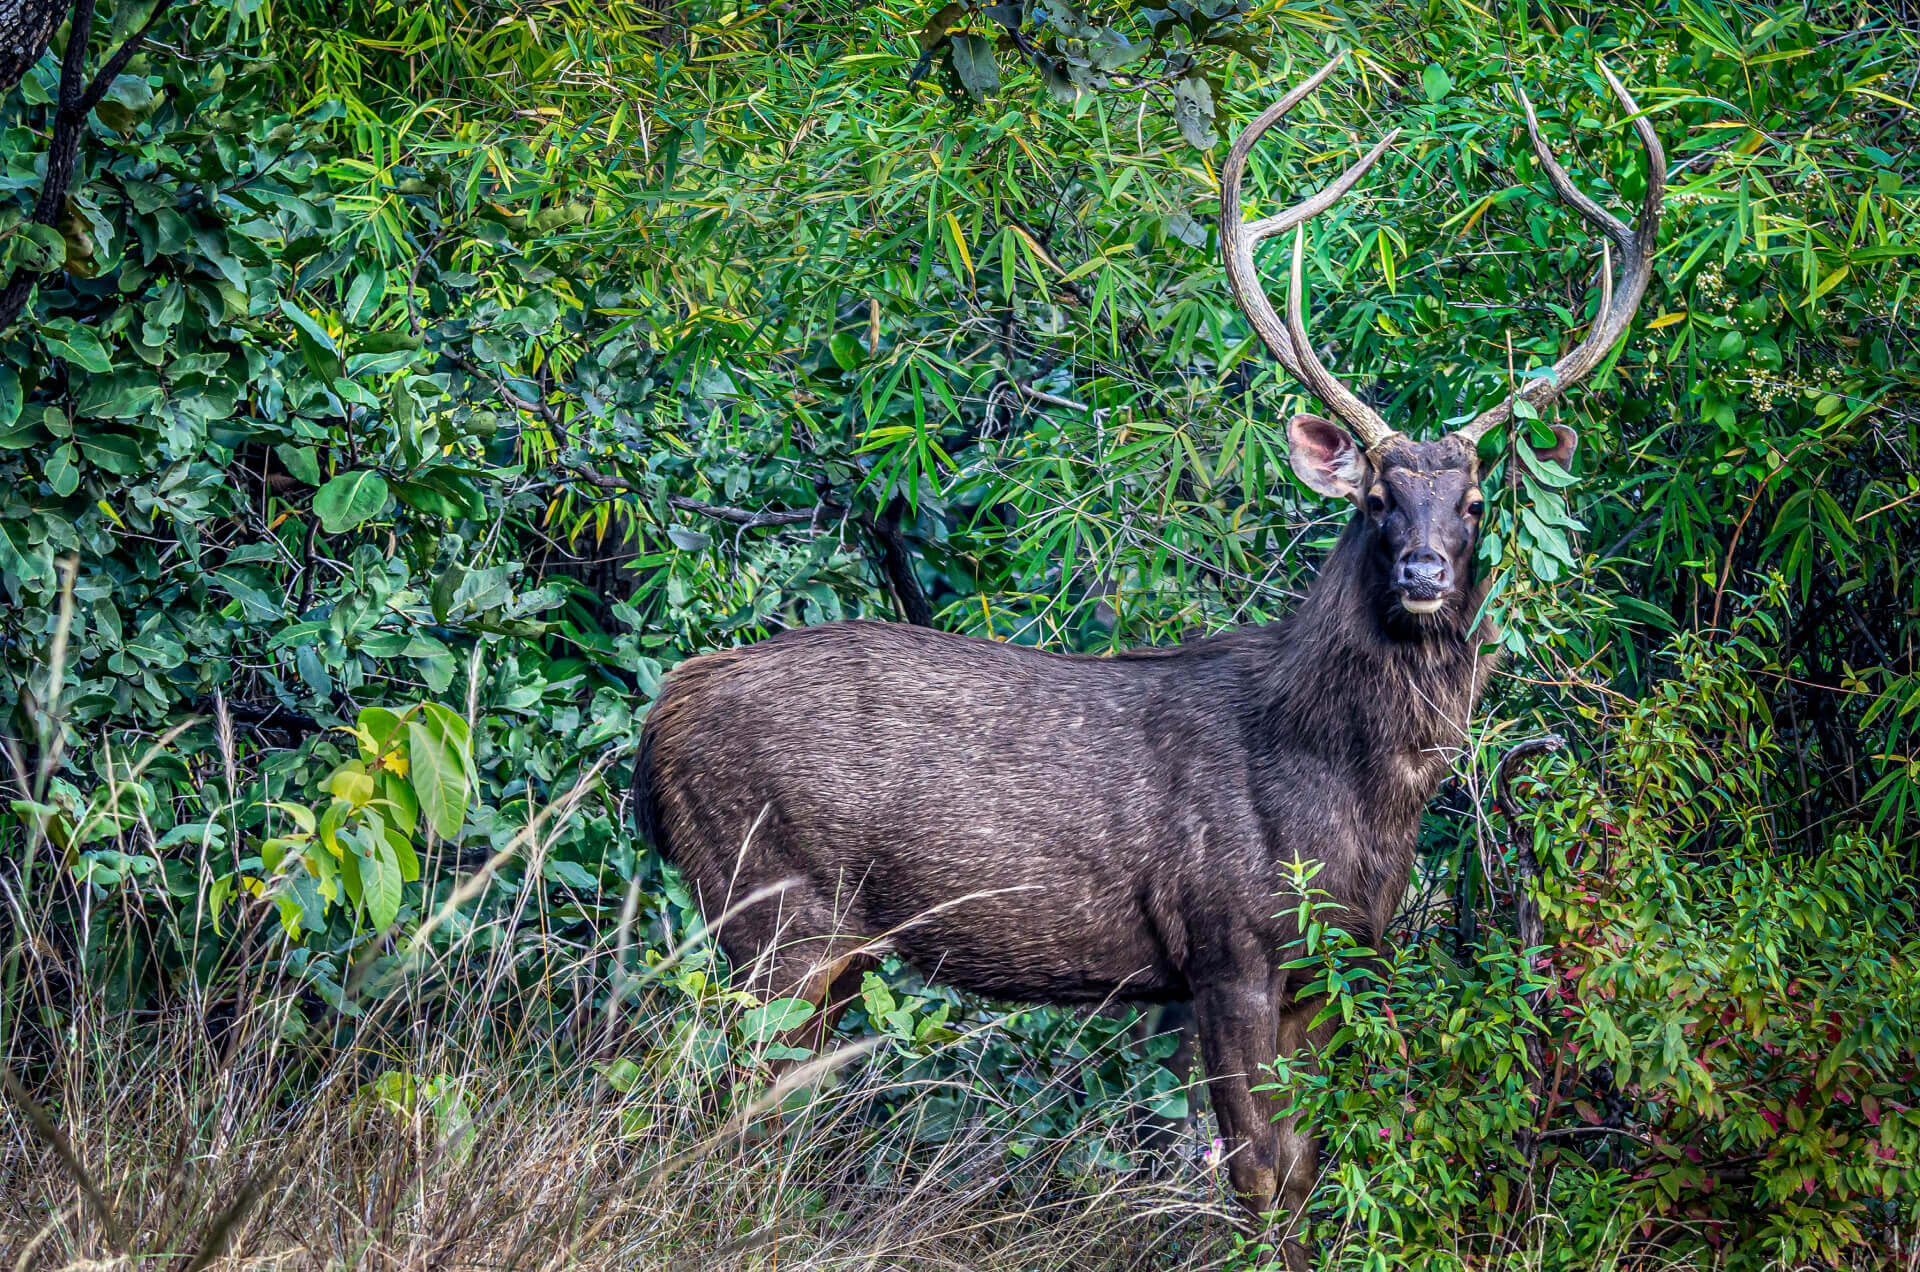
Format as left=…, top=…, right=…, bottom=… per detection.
left=1277, top=601, right=1918, bottom=1268
left=247, top=701, right=470, bottom=942
left=1, top=0, right=1917, bottom=1266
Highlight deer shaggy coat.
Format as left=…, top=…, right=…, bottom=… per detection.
left=630, top=429, right=1503, bottom=1244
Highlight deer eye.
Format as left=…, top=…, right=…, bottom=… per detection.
left=1366, top=493, right=1387, bottom=515
left=1467, top=499, right=1485, bottom=518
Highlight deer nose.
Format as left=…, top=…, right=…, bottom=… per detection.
left=1396, top=549, right=1451, bottom=598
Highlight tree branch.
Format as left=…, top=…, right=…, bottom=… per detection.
left=540, top=424, right=931, bottom=624
left=0, top=0, right=175, bottom=331
left=76, top=0, right=170, bottom=115
left=554, top=463, right=825, bottom=527
left=1011, top=378, right=1108, bottom=423
left=554, top=462, right=630, bottom=491
left=860, top=497, right=934, bottom=627
left=197, top=695, right=325, bottom=742
left=673, top=494, right=819, bottom=528
left=0, top=0, right=65, bottom=95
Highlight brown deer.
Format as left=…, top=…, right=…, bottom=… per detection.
left=631, top=51, right=1660, bottom=1264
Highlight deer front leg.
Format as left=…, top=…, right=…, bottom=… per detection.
left=1192, top=978, right=1284, bottom=1215
left=1270, top=993, right=1335, bottom=1271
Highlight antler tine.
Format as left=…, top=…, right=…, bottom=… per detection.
left=1286, top=228, right=1395, bottom=448
left=1459, top=59, right=1665, bottom=444
left=1246, top=130, right=1400, bottom=242
left=1220, top=51, right=1398, bottom=448
left=1510, top=79, right=1633, bottom=253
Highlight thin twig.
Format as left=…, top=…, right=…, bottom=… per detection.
left=1012, top=379, right=1107, bottom=422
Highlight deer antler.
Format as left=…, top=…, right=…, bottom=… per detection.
left=1457, top=61, right=1665, bottom=444
left=1220, top=51, right=1401, bottom=450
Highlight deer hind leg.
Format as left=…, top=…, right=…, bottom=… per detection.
left=737, top=879, right=881, bottom=1060
left=750, top=939, right=880, bottom=1061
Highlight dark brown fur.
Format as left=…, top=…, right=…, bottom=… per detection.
left=632, top=433, right=1498, bottom=1255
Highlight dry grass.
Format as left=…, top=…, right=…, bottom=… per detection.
left=0, top=969, right=1246, bottom=1272
left=0, top=834, right=1250, bottom=1272
left=0, top=656, right=1241, bottom=1272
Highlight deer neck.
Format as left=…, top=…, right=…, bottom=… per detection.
left=1258, top=516, right=1495, bottom=782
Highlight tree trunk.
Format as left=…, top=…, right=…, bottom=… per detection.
left=0, top=0, right=67, bottom=96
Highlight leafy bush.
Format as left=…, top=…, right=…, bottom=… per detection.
left=1278, top=597, right=1917, bottom=1269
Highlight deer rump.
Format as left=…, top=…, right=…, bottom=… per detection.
left=634, top=619, right=1347, bottom=1007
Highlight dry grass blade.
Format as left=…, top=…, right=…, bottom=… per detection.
left=639, top=1035, right=887, bottom=1194
left=0, top=745, right=1227, bottom=1271
left=180, top=1171, right=273, bottom=1272
left=1, top=1063, right=126, bottom=1250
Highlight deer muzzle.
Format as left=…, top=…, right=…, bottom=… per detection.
left=1395, top=549, right=1452, bottom=612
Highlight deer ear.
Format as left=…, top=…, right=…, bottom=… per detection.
left=1287, top=414, right=1366, bottom=500
left=1526, top=423, right=1578, bottom=466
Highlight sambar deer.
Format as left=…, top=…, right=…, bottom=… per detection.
left=632, top=51, right=1661, bottom=1264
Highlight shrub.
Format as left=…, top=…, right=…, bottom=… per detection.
left=1276, top=600, right=1918, bottom=1270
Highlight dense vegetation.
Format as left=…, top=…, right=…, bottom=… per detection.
left=2, top=0, right=1916, bottom=1267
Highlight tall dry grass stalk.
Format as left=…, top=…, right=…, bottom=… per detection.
left=0, top=985, right=1234, bottom=1271
left=0, top=641, right=1238, bottom=1270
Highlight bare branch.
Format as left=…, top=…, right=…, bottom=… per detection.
left=671, top=494, right=819, bottom=528
left=1011, top=379, right=1110, bottom=424
left=553, top=462, right=827, bottom=528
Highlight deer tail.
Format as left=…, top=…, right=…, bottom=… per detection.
left=629, top=714, right=667, bottom=855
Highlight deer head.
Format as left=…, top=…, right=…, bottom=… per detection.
left=1221, top=52, right=1663, bottom=620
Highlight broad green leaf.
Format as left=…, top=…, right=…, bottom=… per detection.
left=10, top=224, right=65, bottom=273
left=269, top=802, right=317, bottom=836
left=324, top=763, right=376, bottom=806
left=278, top=299, right=344, bottom=383
left=75, top=432, right=142, bottom=474
left=741, top=997, right=817, bottom=1043
left=360, top=832, right=404, bottom=930
left=829, top=331, right=867, bottom=371
left=376, top=769, right=420, bottom=835
left=949, top=34, right=999, bottom=101
left=388, top=831, right=424, bottom=901
left=275, top=444, right=322, bottom=486
left=407, top=707, right=472, bottom=841
left=314, top=471, right=390, bottom=533
left=38, top=318, right=111, bottom=373
left=44, top=444, right=78, bottom=496
left=1172, top=75, right=1216, bottom=149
